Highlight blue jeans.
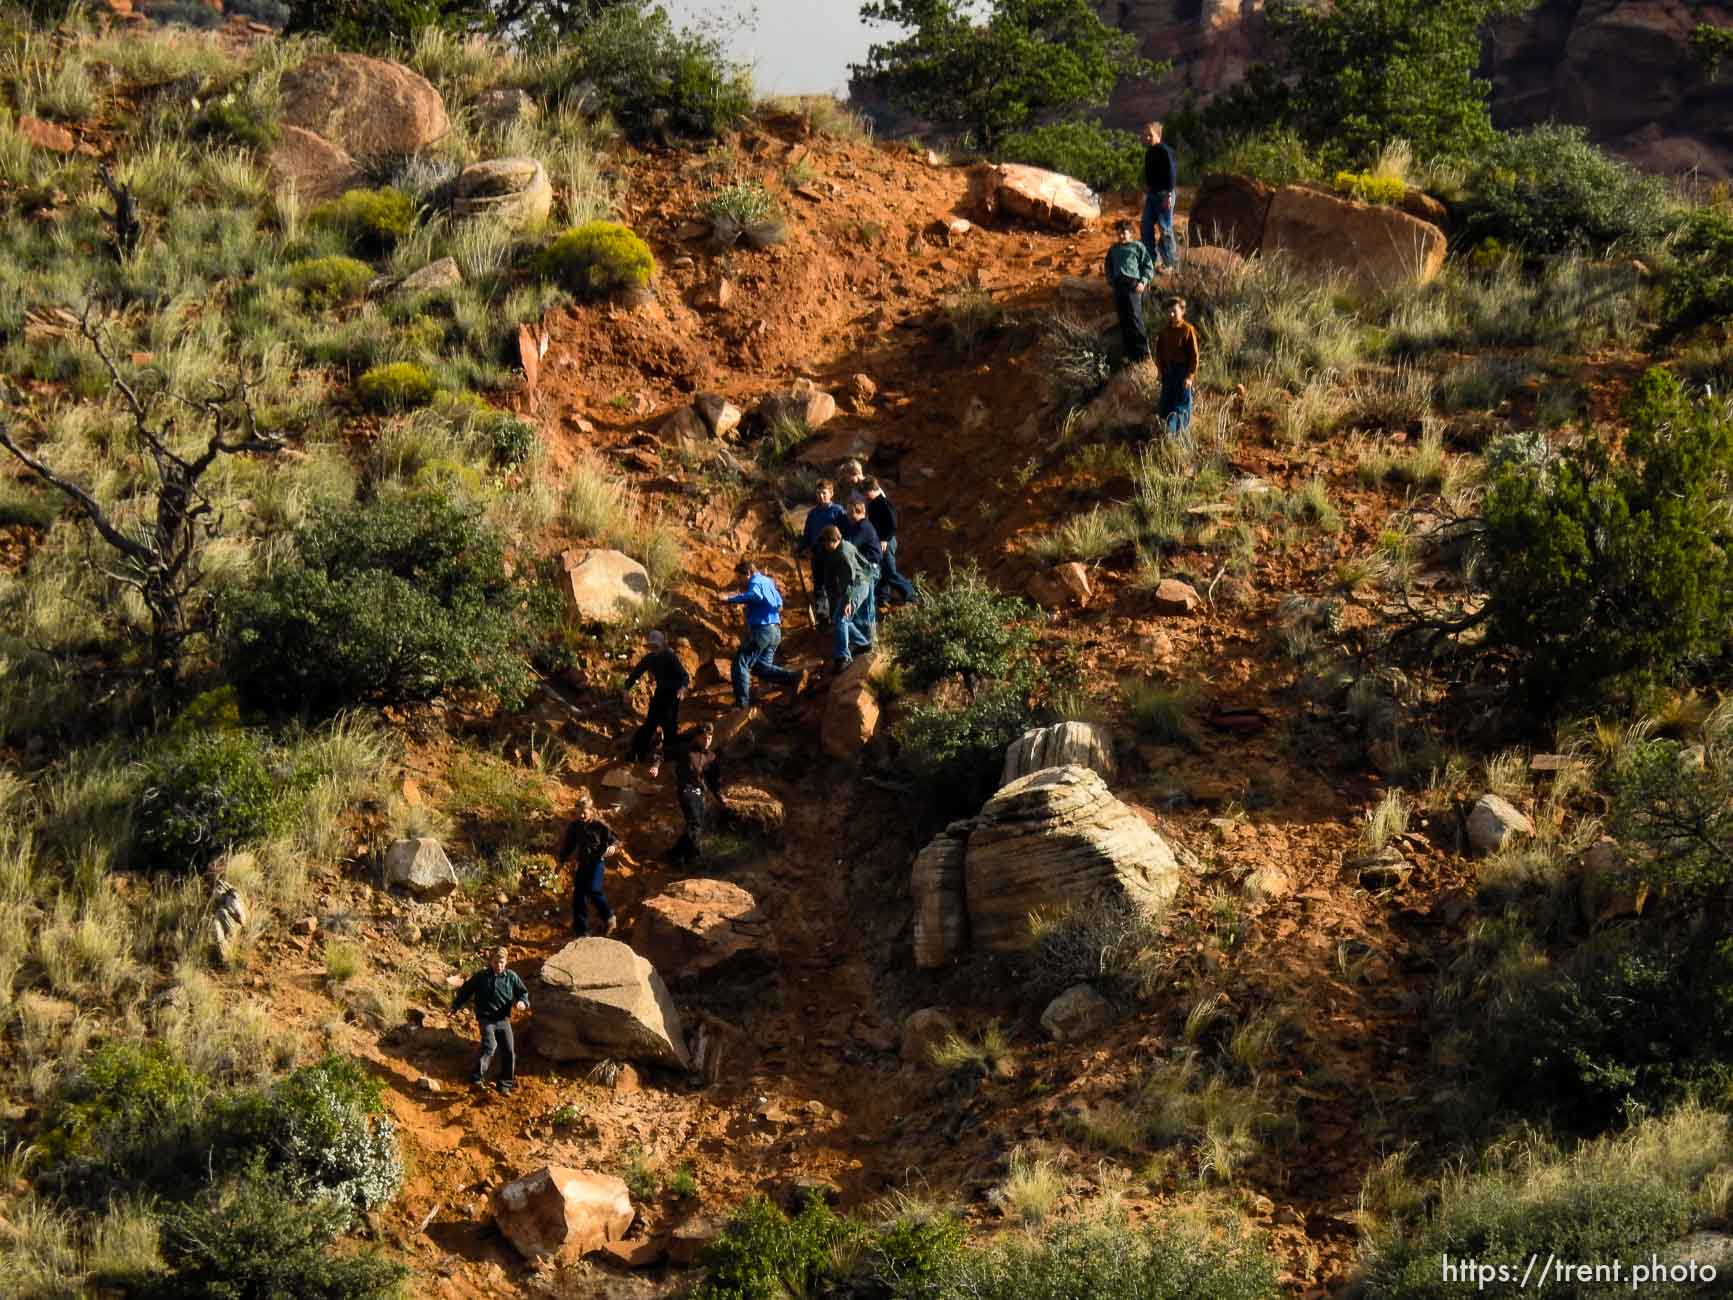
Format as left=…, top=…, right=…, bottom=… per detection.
left=572, top=857, right=611, bottom=936
left=832, top=581, right=872, bottom=662
left=733, top=622, right=798, bottom=707
left=1142, top=190, right=1177, bottom=270
left=877, top=536, right=917, bottom=605
left=475, top=1019, right=515, bottom=1084
left=1160, top=370, right=1193, bottom=434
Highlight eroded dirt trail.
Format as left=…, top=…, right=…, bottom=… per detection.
left=239, top=124, right=1486, bottom=1296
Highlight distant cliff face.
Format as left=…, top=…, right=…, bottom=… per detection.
left=1097, top=0, right=1733, bottom=178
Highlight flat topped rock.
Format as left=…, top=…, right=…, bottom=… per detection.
left=534, top=938, right=688, bottom=1068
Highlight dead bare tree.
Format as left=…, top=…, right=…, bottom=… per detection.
left=0, top=310, right=282, bottom=689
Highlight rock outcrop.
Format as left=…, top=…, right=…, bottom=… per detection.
left=452, top=157, right=553, bottom=228
left=965, top=767, right=1182, bottom=952
left=911, top=822, right=971, bottom=969
left=1093, top=1, right=1732, bottom=180
left=559, top=548, right=651, bottom=623
left=1001, top=721, right=1117, bottom=788
left=491, top=1166, right=634, bottom=1265
left=966, top=162, right=1100, bottom=231
left=266, top=125, right=363, bottom=204
left=278, top=53, right=449, bottom=158
left=533, top=938, right=689, bottom=1068
left=395, top=256, right=462, bottom=296
left=1487, top=0, right=1733, bottom=179
left=632, top=879, right=775, bottom=982
left=383, top=837, right=458, bottom=898
left=1260, top=186, right=1447, bottom=296
left=1188, top=173, right=1274, bottom=255
left=821, top=653, right=880, bottom=759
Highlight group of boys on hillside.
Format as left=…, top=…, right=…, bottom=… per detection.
left=452, top=133, right=1201, bottom=1094
left=1105, top=119, right=1201, bottom=435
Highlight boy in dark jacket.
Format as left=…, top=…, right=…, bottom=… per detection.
left=1105, top=220, right=1156, bottom=365
left=1141, top=120, right=1179, bottom=272
left=622, top=630, right=689, bottom=775
left=554, top=790, right=617, bottom=938
left=864, top=479, right=917, bottom=607
left=797, top=480, right=847, bottom=624
left=669, top=722, right=722, bottom=864
left=451, top=946, right=530, bottom=1094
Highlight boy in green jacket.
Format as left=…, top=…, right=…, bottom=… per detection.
left=452, top=946, right=531, bottom=1094
left=1104, top=219, right=1155, bottom=365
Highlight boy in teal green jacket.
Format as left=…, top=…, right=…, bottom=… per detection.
left=1104, top=219, right=1155, bottom=364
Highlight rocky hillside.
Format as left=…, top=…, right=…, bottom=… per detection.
left=1098, top=0, right=1733, bottom=178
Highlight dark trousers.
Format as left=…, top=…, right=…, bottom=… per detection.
left=733, top=623, right=798, bottom=707
left=1114, top=281, right=1150, bottom=364
left=671, top=785, right=707, bottom=863
left=630, top=693, right=680, bottom=763
left=572, top=857, right=612, bottom=937
left=877, top=536, right=917, bottom=605
left=808, top=555, right=828, bottom=621
left=475, top=1019, right=515, bottom=1083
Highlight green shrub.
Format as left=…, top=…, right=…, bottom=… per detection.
left=1605, top=738, right=1733, bottom=898
left=996, top=121, right=1143, bottom=192
left=41, top=1043, right=206, bottom=1168
left=196, top=91, right=280, bottom=149
left=307, top=187, right=416, bottom=256
left=224, top=490, right=536, bottom=711
left=1475, top=368, right=1733, bottom=709
left=694, top=1195, right=963, bottom=1300
left=356, top=362, right=437, bottom=411
left=135, top=731, right=311, bottom=874
left=139, top=1162, right=407, bottom=1300
left=1462, top=125, right=1678, bottom=255
left=537, top=4, right=753, bottom=142
left=1334, top=170, right=1404, bottom=205
left=214, top=1055, right=401, bottom=1211
left=1475, top=934, right=1733, bottom=1132
left=1040, top=311, right=1113, bottom=409
left=537, top=221, right=656, bottom=298
left=1206, top=127, right=1324, bottom=186
left=944, top=1213, right=1277, bottom=1300
left=486, top=415, right=538, bottom=467
left=701, top=182, right=778, bottom=226
left=896, top=684, right=1035, bottom=818
left=1660, top=203, right=1733, bottom=339
left=1362, top=1107, right=1727, bottom=1299
left=287, top=255, right=374, bottom=308
left=885, top=564, right=1037, bottom=692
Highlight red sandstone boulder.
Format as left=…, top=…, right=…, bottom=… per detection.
left=491, top=1166, right=633, bottom=1266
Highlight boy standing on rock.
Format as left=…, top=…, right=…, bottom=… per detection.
left=452, top=945, right=530, bottom=1095
left=1155, top=295, right=1201, bottom=435
left=1105, top=220, right=1155, bottom=365
left=797, top=480, right=847, bottom=624
left=555, top=789, right=617, bottom=938
left=1142, top=120, right=1179, bottom=273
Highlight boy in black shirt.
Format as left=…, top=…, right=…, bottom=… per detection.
left=623, top=630, right=690, bottom=776
left=1141, top=120, right=1179, bottom=273
left=555, top=790, right=618, bottom=938
left=866, top=479, right=917, bottom=607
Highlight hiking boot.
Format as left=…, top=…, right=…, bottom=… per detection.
left=644, top=761, right=660, bottom=779
left=789, top=669, right=809, bottom=697
left=468, top=1072, right=485, bottom=1086
left=496, top=1079, right=516, bottom=1096
left=605, top=915, right=618, bottom=936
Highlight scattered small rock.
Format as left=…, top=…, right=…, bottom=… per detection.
left=1466, top=793, right=1533, bottom=855
left=384, top=837, right=459, bottom=899
left=1151, top=579, right=1201, bottom=616
left=900, top=1008, right=957, bottom=1064
left=1040, top=984, right=1115, bottom=1043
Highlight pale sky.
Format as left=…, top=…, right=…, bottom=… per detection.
left=655, top=0, right=885, bottom=98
